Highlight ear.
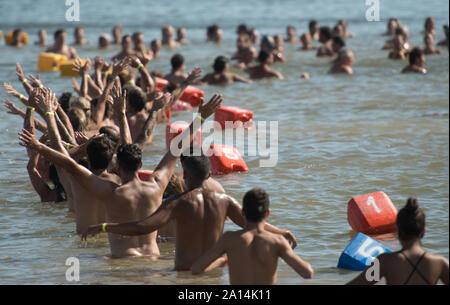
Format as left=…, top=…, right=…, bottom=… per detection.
left=265, top=208, right=271, bottom=219
left=139, top=160, right=143, bottom=169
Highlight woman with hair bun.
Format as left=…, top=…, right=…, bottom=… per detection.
left=348, top=198, right=449, bottom=285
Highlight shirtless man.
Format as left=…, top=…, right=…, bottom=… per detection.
left=177, top=27, right=188, bottom=45
left=423, top=33, right=441, bottom=55
left=112, top=35, right=136, bottom=62
left=191, top=188, right=313, bottom=284
left=348, top=198, right=448, bottom=285
left=316, top=26, right=335, bottom=57
left=82, top=156, right=297, bottom=271
left=285, top=26, right=300, bottom=43
left=164, top=54, right=187, bottom=86
left=328, top=48, right=354, bottom=75
left=20, top=91, right=223, bottom=258
left=162, top=25, right=180, bottom=48
left=402, top=48, right=427, bottom=74
left=246, top=50, right=283, bottom=80
left=46, top=29, right=78, bottom=59
left=199, top=56, right=252, bottom=85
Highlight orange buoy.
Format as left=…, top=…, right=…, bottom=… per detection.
left=214, top=106, right=253, bottom=129
left=138, top=170, right=153, bottom=181
left=207, top=144, right=248, bottom=175
left=155, top=77, right=204, bottom=107
left=166, top=122, right=202, bottom=150
left=347, top=191, right=398, bottom=235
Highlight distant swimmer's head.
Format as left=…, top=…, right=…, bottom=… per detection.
left=151, top=39, right=162, bottom=53
left=116, top=144, right=142, bottom=174
left=207, top=24, right=223, bottom=43
left=332, top=24, right=345, bottom=37
left=177, top=27, right=187, bottom=40
left=258, top=50, right=273, bottom=65
left=241, top=47, right=257, bottom=63
left=274, top=34, right=284, bottom=49
left=287, top=25, right=297, bottom=39
left=121, top=34, right=132, bottom=50
left=387, top=18, right=399, bottom=35
left=213, top=56, right=229, bottom=73
left=162, top=25, right=175, bottom=39
left=243, top=188, right=270, bottom=223
left=112, top=24, right=122, bottom=40
left=319, top=26, right=332, bottom=43
left=424, top=17, right=436, bottom=33
left=180, top=153, right=211, bottom=187
left=38, top=29, right=47, bottom=42
left=237, top=24, right=249, bottom=36
left=409, top=47, right=425, bottom=67
left=337, top=48, right=354, bottom=66
left=54, top=29, right=66, bottom=44
left=237, top=33, right=251, bottom=49
left=74, top=26, right=85, bottom=42
left=338, top=19, right=348, bottom=31
left=132, top=31, right=144, bottom=46
left=67, top=107, right=88, bottom=132
left=309, top=20, right=319, bottom=34
left=395, top=25, right=409, bottom=40
left=260, top=35, right=275, bottom=52
left=98, top=33, right=110, bottom=49
left=300, top=33, right=312, bottom=45
left=332, top=35, right=346, bottom=53
left=396, top=198, right=426, bottom=242
left=123, top=84, right=146, bottom=113
left=12, top=29, right=23, bottom=45
left=170, top=54, right=185, bottom=71
left=87, top=136, right=116, bottom=171
left=99, top=125, right=120, bottom=146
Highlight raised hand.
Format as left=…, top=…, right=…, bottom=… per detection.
left=112, top=56, right=131, bottom=77
left=27, top=88, right=40, bottom=108
left=136, top=51, right=152, bottom=66
left=27, top=75, right=43, bottom=88
left=4, top=99, right=22, bottom=115
left=283, top=231, right=297, bottom=249
left=15, top=63, right=26, bottom=82
left=185, top=67, right=203, bottom=85
left=198, top=94, right=223, bottom=120
left=3, top=82, right=20, bottom=97
left=152, top=92, right=172, bottom=111
left=73, top=58, right=91, bottom=75
left=36, top=87, right=58, bottom=113
left=129, top=55, right=143, bottom=69
left=110, top=79, right=127, bottom=115
left=18, top=128, right=41, bottom=150
left=74, top=131, right=89, bottom=145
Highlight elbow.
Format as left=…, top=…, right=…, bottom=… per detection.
left=304, top=265, right=314, bottom=279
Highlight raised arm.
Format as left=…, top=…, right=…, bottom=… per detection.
left=110, top=79, right=132, bottom=145
left=4, top=99, right=47, bottom=133
left=130, top=54, right=155, bottom=93
left=151, top=93, right=223, bottom=193
left=16, top=63, right=33, bottom=95
left=232, top=73, right=253, bottom=84
left=278, top=237, right=314, bottom=279
left=167, top=67, right=202, bottom=108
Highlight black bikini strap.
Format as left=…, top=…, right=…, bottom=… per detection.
left=402, top=251, right=428, bottom=285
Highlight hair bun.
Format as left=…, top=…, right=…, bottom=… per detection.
left=405, top=197, right=419, bottom=213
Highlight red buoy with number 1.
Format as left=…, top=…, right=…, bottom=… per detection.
left=347, top=191, right=398, bottom=235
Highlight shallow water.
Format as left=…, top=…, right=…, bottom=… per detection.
left=0, top=0, right=448, bottom=285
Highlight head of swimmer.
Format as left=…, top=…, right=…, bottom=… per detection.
left=86, top=136, right=116, bottom=172
left=409, top=47, right=425, bottom=67
left=115, top=144, right=143, bottom=176
left=180, top=151, right=211, bottom=189
left=54, top=29, right=67, bottom=45
left=242, top=188, right=270, bottom=224
left=396, top=198, right=426, bottom=245
left=171, top=54, right=185, bottom=72
left=213, top=56, right=229, bottom=73
left=258, top=50, right=273, bottom=66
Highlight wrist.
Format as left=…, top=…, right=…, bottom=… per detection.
left=101, top=223, right=108, bottom=232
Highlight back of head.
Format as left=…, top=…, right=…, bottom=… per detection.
left=213, top=56, right=228, bottom=73
left=396, top=198, right=425, bottom=241
left=54, top=28, right=65, bottom=39
left=70, top=96, right=90, bottom=112
left=87, top=136, right=115, bottom=170
left=309, top=20, right=318, bottom=30
left=180, top=154, right=211, bottom=183
left=332, top=35, right=346, bottom=48
left=409, top=47, right=423, bottom=65
left=58, top=92, right=73, bottom=113
left=319, top=26, right=332, bottom=41
left=117, top=144, right=142, bottom=173
left=338, top=47, right=354, bottom=62
left=243, top=188, right=270, bottom=222
left=124, top=84, right=146, bottom=112
left=258, top=50, right=271, bottom=63
left=99, top=125, right=120, bottom=146
left=171, top=54, right=184, bottom=70
left=67, top=107, right=87, bottom=132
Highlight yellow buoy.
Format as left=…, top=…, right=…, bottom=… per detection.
left=38, top=53, right=68, bottom=71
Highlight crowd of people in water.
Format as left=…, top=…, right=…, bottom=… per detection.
left=1, top=17, right=449, bottom=285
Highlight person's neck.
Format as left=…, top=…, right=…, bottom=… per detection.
left=244, top=220, right=265, bottom=232
left=400, top=238, right=422, bottom=251
left=91, top=168, right=106, bottom=176
left=120, top=171, right=139, bottom=184
left=185, top=179, right=205, bottom=190
left=55, top=41, right=64, bottom=49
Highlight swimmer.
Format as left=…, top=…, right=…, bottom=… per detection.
left=112, top=35, right=136, bottom=62
left=98, top=34, right=110, bottom=49
left=35, top=29, right=47, bottom=46
left=274, top=34, right=285, bottom=52
left=388, top=35, right=407, bottom=60
left=383, top=18, right=400, bottom=36
left=316, top=26, right=335, bottom=57
left=261, top=36, right=285, bottom=63
left=176, top=27, right=188, bottom=45
left=46, top=29, right=78, bottom=59
left=232, top=33, right=252, bottom=61
left=249, top=28, right=260, bottom=45
left=246, top=50, right=284, bottom=80
left=285, top=25, right=300, bottom=43
left=150, top=40, right=162, bottom=59
left=328, top=48, right=354, bottom=75
left=332, top=24, right=345, bottom=38
left=423, top=33, right=442, bottom=55
left=331, top=35, right=346, bottom=55
left=10, top=29, right=24, bottom=48
left=437, top=24, right=449, bottom=48
left=424, top=17, right=436, bottom=36
left=199, top=56, right=252, bottom=85
left=401, top=47, right=427, bottom=74
left=82, top=157, right=296, bottom=271
left=164, top=54, right=187, bottom=86
left=191, top=188, right=313, bottom=284
left=299, top=33, right=317, bottom=51
left=308, top=20, right=320, bottom=41
left=234, top=46, right=257, bottom=70
left=132, top=32, right=150, bottom=56
left=383, top=26, right=411, bottom=50
left=73, top=26, right=90, bottom=46
left=338, top=19, right=354, bottom=38
left=348, top=198, right=449, bottom=285
left=206, top=24, right=223, bottom=44
left=162, top=25, right=180, bottom=48
left=112, top=24, right=122, bottom=44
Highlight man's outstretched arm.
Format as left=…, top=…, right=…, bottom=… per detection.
left=279, top=237, right=314, bottom=279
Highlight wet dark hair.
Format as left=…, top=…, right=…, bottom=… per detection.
left=77, top=157, right=89, bottom=169
left=332, top=35, right=346, bottom=48
left=49, top=164, right=67, bottom=202
left=67, top=107, right=87, bottom=132
left=243, top=188, right=270, bottom=222
left=319, top=26, right=332, bottom=41
left=116, top=144, right=142, bottom=173
left=207, top=24, right=220, bottom=37
left=58, top=92, right=73, bottom=113
left=213, top=56, right=228, bottom=73
left=409, top=47, right=423, bottom=65
left=396, top=198, right=425, bottom=241
left=54, top=29, right=65, bottom=39
left=258, top=50, right=271, bottom=63
left=237, top=24, right=248, bottom=35
left=180, top=154, right=211, bottom=182
left=99, top=126, right=120, bottom=146
left=309, top=20, right=318, bottom=29
left=86, top=136, right=115, bottom=170
left=124, top=84, right=146, bottom=112
left=171, top=54, right=184, bottom=70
